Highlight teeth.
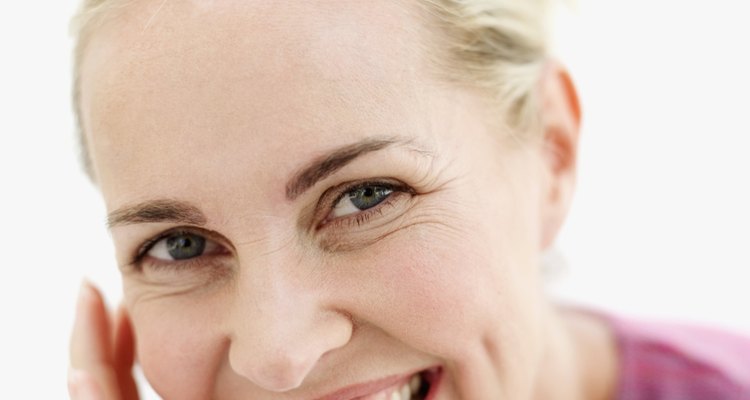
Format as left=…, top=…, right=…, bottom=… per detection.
left=400, top=382, right=411, bottom=399
left=409, top=374, right=420, bottom=394
left=389, top=374, right=421, bottom=400
left=377, top=374, right=423, bottom=400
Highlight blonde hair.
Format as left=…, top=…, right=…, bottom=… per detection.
left=418, top=0, right=551, bottom=130
left=71, top=0, right=552, bottom=178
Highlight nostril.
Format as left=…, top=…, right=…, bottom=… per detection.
left=224, top=287, right=354, bottom=393
left=226, top=314, right=352, bottom=392
left=230, top=347, right=316, bottom=392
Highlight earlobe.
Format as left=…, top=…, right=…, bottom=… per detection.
left=537, top=61, right=582, bottom=249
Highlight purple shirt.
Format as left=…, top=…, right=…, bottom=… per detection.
left=611, top=316, right=750, bottom=399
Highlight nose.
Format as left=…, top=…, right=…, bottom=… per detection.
left=226, top=256, right=353, bottom=392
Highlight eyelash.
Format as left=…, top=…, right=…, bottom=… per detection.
left=128, top=228, right=222, bottom=270
left=129, top=179, right=414, bottom=269
left=317, top=179, right=414, bottom=230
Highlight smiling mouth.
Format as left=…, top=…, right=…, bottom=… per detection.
left=357, top=367, right=441, bottom=400
left=315, top=366, right=442, bottom=400
left=408, top=367, right=441, bottom=400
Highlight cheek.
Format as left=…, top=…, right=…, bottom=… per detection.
left=338, top=220, right=538, bottom=353
left=130, top=297, right=226, bottom=400
left=332, top=184, right=547, bottom=396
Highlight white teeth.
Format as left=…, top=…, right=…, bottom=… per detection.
left=400, top=382, right=412, bottom=399
left=409, top=374, right=421, bottom=394
left=379, top=374, right=422, bottom=400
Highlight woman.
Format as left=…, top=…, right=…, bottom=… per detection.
left=67, top=0, right=750, bottom=399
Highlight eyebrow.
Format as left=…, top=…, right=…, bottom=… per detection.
left=107, top=199, right=207, bottom=229
left=285, top=136, right=431, bottom=200
left=107, top=137, right=430, bottom=228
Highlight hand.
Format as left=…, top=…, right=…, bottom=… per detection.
left=68, top=281, right=140, bottom=400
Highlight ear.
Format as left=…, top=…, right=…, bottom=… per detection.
left=537, top=61, right=582, bottom=250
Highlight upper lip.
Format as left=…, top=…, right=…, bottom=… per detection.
left=312, top=369, right=422, bottom=400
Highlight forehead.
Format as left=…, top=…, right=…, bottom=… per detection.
left=79, top=0, right=460, bottom=208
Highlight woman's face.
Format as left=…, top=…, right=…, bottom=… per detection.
left=80, top=1, right=562, bottom=398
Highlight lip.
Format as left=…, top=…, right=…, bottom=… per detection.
left=313, top=367, right=438, bottom=400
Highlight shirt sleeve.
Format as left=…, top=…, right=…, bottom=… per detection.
left=611, top=316, right=750, bottom=400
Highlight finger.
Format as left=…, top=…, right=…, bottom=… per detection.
left=71, top=281, right=112, bottom=367
left=68, top=369, right=103, bottom=400
left=69, top=281, right=123, bottom=400
left=113, top=304, right=139, bottom=400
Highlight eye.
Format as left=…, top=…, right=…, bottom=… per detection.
left=146, top=232, right=220, bottom=261
left=331, top=184, right=394, bottom=218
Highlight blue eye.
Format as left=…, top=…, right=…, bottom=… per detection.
left=331, top=184, right=393, bottom=218
left=147, top=232, right=215, bottom=261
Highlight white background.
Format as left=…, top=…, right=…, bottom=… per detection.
left=1, top=0, right=748, bottom=398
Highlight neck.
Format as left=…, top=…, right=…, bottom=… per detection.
left=532, top=305, right=619, bottom=400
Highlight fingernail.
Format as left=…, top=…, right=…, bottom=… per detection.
left=77, top=280, right=94, bottom=308
left=68, top=369, right=101, bottom=400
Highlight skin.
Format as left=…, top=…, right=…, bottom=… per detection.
left=69, top=0, right=618, bottom=399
